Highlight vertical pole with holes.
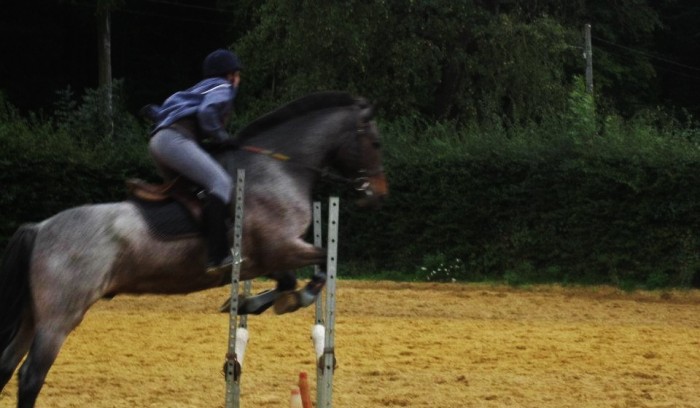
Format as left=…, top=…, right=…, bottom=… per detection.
left=225, top=169, right=245, bottom=408
left=312, top=201, right=324, bottom=404
left=319, top=197, right=339, bottom=408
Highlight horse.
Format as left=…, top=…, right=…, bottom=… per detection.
left=0, top=91, right=388, bottom=408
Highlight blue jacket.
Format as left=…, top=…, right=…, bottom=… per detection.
left=153, top=77, right=237, bottom=141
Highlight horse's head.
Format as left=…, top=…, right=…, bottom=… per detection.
left=229, top=92, right=388, bottom=208
left=334, top=99, right=389, bottom=208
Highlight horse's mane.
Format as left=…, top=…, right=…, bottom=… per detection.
left=236, top=91, right=361, bottom=141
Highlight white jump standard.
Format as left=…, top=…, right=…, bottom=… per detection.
left=312, top=199, right=339, bottom=408
left=225, top=169, right=247, bottom=408
left=224, top=187, right=339, bottom=407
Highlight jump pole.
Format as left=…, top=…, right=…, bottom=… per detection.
left=225, top=169, right=246, bottom=408
left=225, top=189, right=337, bottom=407
left=312, top=197, right=339, bottom=408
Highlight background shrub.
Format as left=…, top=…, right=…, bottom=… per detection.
left=2, top=81, right=700, bottom=289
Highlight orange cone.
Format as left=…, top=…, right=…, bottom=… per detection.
left=290, top=386, right=303, bottom=408
left=298, top=371, right=312, bottom=408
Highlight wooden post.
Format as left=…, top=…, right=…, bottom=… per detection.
left=97, top=5, right=113, bottom=137
left=584, top=23, right=593, bottom=95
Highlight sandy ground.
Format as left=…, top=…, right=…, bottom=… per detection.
left=2, top=281, right=700, bottom=408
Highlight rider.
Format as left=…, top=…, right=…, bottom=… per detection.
left=148, top=49, right=242, bottom=273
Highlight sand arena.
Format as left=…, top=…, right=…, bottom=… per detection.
left=2, top=281, right=699, bottom=407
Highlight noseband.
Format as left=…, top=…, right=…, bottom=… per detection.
left=347, top=121, right=384, bottom=195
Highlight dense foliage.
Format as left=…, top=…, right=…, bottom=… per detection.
left=0, top=84, right=155, bottom=238
left=2, top=1, right=695, bottom=121
left=330, top=79, right=700, bottom=289
left=233, top=0, right=661, bottom=125
left=2, top=79, right=700, bottom=288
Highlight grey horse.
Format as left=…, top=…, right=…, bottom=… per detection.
left=0, top=91, right=388, bottom=408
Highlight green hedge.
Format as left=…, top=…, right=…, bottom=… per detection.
left=0, top=96, right=155, bottom=242
left=4, top=143, right=698, bottom=289
left=2, top=89, right=700, bottom=288
left=337, top=155, right=700, bottom=288
left=0, top=154, right=155, bottom=240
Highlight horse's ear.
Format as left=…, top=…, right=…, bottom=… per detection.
left=356, top=97, right=375, bottom=122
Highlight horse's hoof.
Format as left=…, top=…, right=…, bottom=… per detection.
left=273, top=291, right=301, bottom=314
left=298, top=286, right=319, bottom=307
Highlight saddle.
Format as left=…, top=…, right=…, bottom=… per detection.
left=126, top=178, right=204, bottom=239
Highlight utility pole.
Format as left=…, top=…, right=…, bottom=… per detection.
left=584, top=23, right=593, bottom=94
left=97, top=4, right=113, bottom=137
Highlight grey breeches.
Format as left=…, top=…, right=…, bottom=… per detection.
left=149, top=128, right=233, bottom=203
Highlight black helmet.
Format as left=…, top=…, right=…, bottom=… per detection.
left=202, top=49, right=242, bottom=78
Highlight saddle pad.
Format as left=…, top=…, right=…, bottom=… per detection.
left=130, top=197, right=201, bottom=240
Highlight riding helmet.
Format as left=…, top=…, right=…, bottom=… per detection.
left=202, top=49, right=243, bottom=78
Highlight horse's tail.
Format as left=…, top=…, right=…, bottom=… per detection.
left=0, top=223, right=37, bottom=353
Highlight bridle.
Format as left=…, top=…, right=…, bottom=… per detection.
left=240, top=120, right=383, bottom=195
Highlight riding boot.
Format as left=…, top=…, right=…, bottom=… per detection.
left=203, top=195, right=233, bottom=273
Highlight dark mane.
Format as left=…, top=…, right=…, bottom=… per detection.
left=236, top=91, right=360, bottom=141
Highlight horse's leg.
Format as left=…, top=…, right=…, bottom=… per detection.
left=248, top=240, right=329, bottom=315
left=258, top=238, right=327, bottom=314
left=14, top=245, right=96, bottom=407
left=233, top=271, right=299, bottom=315
left=235, top=269, right=327, bottom=316
left=0, top=313, right=34, bottom=392
left=16, top=326, right=71, bottom=408
left=272, top=270, right=327, bottom=314
left=221, top=238, right=328, bottom=315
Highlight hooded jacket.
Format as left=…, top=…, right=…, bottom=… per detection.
left=152, top=77, right=237, bottom=141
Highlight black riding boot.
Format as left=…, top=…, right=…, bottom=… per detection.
left=203, top=196, right=233, bottom=273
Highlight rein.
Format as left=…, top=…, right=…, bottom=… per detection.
left=240, top=145, right=361, bottom=185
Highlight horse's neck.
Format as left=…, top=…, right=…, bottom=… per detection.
left=247, top=110, right=347, bottom=168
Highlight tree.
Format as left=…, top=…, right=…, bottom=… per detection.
left=234, top=0, right=579, bottom=125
